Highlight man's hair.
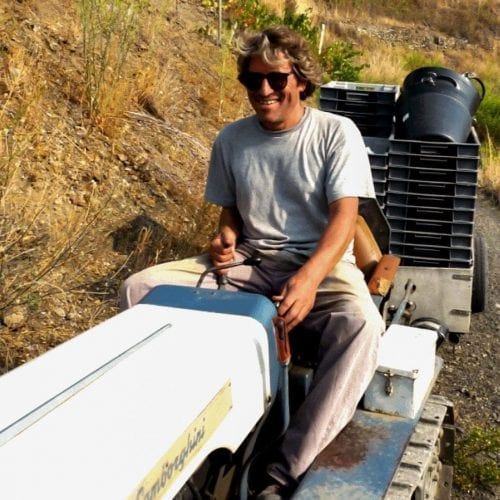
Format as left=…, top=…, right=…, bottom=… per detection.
left=236, top=25, right=323, bottom=100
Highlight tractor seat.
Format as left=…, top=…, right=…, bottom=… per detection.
left=354, top=213, right=400, bottom=302
left=355, top=197, right=400, bottom=298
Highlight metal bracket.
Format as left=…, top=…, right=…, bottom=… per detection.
left=384, top=371, right=394, bottom=396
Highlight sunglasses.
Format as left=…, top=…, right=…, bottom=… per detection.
left=238, top=71, right=294, bottom=92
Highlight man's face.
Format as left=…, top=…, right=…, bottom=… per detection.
left=245, top=55, right=307, bottom=131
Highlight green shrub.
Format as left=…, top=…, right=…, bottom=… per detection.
left=476, top=91, right=500, bottom=143
left=454, top=426, right=500, bottom=493
left=282, top=8, right=320, bottom=52
left=320, top=41, right=368, bottom=82
left=230, top=0, right=280, bottom=30
left=402, top=51, right=443, bottom=72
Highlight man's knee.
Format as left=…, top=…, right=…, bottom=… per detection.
left=119, top=271, right=152, bottom=310
left=118, top=255, right=212, bottom=310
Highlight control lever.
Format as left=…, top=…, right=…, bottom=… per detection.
left=273, top=315, right=291, bottom=437
left=390, top=279, right=416, bottom=325
left=195, top=256, right=262, bottom=288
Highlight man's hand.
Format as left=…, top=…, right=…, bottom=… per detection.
left=209, top=229, right=237, bottom=271
left=272, top=198, right=359, bottom=330
left=209, top=206, right=242, bottom=272
left=273, top=268, right=320, bottom=331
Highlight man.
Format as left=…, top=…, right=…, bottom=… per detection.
left=120, top=26, right=384, bottom=499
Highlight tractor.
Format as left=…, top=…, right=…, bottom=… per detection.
left=0, top=74, right=487, bottom=499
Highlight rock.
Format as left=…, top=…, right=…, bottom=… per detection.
left=67, top=311, right=81, bottom=321
left=53, top=307, right=66, bottom=319
left=69, top=191, right=87, bottom=207
left=2, top=305, right=28, bottom=329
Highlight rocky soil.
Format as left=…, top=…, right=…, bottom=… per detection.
left=434, top=192, right=499, bottom=499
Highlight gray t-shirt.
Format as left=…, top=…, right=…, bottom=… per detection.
left=205, top=107, right=375, bottom=262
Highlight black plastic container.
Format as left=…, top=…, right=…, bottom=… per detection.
left=395, top=67, right=485, bottom=142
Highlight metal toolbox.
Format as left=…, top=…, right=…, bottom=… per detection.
left=364, top=324, right=437, bottom=418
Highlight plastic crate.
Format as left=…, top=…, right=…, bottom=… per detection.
left=387, top=179, right=477, bottom=198
left=322, top=109, right=394, bottom=137
left=386, top=192, right=476, bottom=210
left=389, top=129, right=480, bottom=158
left=386, top=217, right=474, bottom=236
left=390, top=242, right=472, bottom=262
left=371, top=166, right=388, bottom=182
left=388, top=153, right=479, bottom=171
left=364, top=137, right=390, bottom=155
left=333, top=110, right=394, bottom=128
left=359, top=124, right=393, bottom=138
left=388, top=166, right=478, bottom=184
left=368, top=153, right=388, bottom=168
left=320, top=98, right=394, bottom=115
left=396, top=255, right=472, bottom=269
left=373, top=179, right=386, bottom=195
left=390, top=230, right=473, bottom=249
left=376, top=194, right=385, bottom=208
left=385, top=204, right=475, bottom=223
left=320, top=81, right=399, bottom=103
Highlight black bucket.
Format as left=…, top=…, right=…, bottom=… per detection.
left=395, top=67, right=485, bottom=142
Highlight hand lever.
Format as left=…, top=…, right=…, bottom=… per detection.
left=196, top=257, right=262, bottom=288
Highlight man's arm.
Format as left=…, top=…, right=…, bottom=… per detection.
left=274, top=197, right=359, bottom=330
left=209, top=206, right=243, bottom=269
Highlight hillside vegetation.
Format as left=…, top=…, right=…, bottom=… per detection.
left=0, top=0, right=498, bottom=494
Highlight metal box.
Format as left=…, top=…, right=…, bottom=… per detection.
left=364, top=325, right=437, bottom=418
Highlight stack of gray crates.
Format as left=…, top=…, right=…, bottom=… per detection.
left=385, top=132, right=480, bottom=268
left=319, top=80, right=480, bottom=269
left=363, top=136, right=389, bottom=209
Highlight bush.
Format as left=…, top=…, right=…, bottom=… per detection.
left=454, top=426, right=500, bottom=493
left=320, top=41, right=367, bottom=82
left=476, top=91, right=500, bottom=144
left=402, top=51, right=443, bottom=72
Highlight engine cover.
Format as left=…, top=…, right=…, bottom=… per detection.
left=0, top=286, right=277, bottom=499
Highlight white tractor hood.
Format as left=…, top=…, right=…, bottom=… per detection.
left=0, top=297, right=275, bottom=499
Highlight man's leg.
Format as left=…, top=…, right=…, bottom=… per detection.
left=119, top=254, right=215, bottom=310
left=266, top=261, right=385, bottom=489
left=119, top=244, right=275, bottom=310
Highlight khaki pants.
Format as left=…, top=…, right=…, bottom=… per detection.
left=119, top=244, right=384, bottom=487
